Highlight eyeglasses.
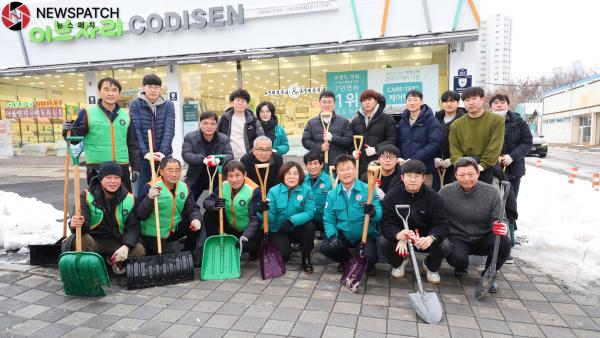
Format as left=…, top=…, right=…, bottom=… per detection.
left=380, top=155, right=397, bottom=160
left=254, top=148, right=272, bottom=153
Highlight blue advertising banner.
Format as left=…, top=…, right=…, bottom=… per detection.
left=326, top=70, right=368, bottom=119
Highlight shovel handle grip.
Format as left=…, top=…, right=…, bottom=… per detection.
left=73, top=164, right=82, bottom=252
left=148, top=129, right=162, bottom=255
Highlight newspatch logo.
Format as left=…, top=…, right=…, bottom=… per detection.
left=2, top=2, right=30, bottom=31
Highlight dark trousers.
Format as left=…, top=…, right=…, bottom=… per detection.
left=202, top=210, right=262, bottom=258
left=509, top=176, right=522, bottom=198
left=141, top=221, right=199, bottom=255
left=446, top=232, right=512, bottom=272
left=478, top=168, right=494, bottom=185
left=269, top=222, right=315, bottom=261
left=313, top=220, right=324, bottom=233
left=87, top=165, right=132, bottom=192
left=381, top=237, right=452, bottom=272
left=432, top=166, right=456, bottom=191
left=320, top=233, right=378, bottom=266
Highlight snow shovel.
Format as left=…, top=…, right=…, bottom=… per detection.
left=126, top=130, right=194, bottom=289
left=437, top=167, right=447, bottom=188
left=395, top=204, right=443, bottom=324
left=29, top=131, right=73, bottom=265
left=341, top=165, right=380, bottom=292
left=256, top=163, right=286, bottom=280
left=475, top=180, right=511, bottom=300
left=353, top=135, right=364, bottom=178
left=58, top=136, right=110, bottom=297
left=201, top=155, right=240, bottom=280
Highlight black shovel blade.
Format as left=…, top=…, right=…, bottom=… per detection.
left=126, top=251, right=194, bottom=289
left=29, top=243, right=62, bottom=265
left=475, top=267, right=497, bottom=300
left=259, top=237, right=286, bottom=280
left=408, top=290, right=444, bottom=324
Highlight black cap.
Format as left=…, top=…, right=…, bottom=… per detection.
left=97, top=161, right=123, bottom=181
left=402, top=160, right=426, bottom=175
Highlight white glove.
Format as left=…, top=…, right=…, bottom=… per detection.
left=365, top=146, right=376, bottom=157
left=442, top=159, right=452, bottom=168
left=189, top=219, right=201, bottom=231
left=500, top=154, right=513, bottom=166
left=397, top=158, right=406, bottom=166
left=352, top=150, right=361, bottom=160
left=376, top=187, right=385, bottom=201
left=147, top=184, right=161, bottom=199
left=112, top=245, right=129, bottom=263
left=478, top=164, right=484, bottom=172
left=155, top=152, right=166, bottom=161
left=144, top=152, right=154, bottom=162
left=324, top=132, right=333, bottom=142
left=434, top=158, right=443, bottom=169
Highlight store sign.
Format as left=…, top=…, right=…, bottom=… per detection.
left=245, top=1, right=338, bottom=19
left=29, top=19, right=122, bottom=43
left=182, top=104, right=198, bottom=137
left=265, top=83, right=325, bottom=98
left=4, top=100, right=64, bottom=118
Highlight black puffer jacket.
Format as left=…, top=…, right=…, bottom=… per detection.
left=77, top=177, right=140, bottom=248
left=350, top=94, right=397, bottom=175
left=435, top=107, right=466, bottom=160
left=501, top=111, right=533, bottom=178
left=217, top=108, right=264, bottom=153
left=302, top=112, right=353, bottom=164
left=181, top=130, right=234, bottom=187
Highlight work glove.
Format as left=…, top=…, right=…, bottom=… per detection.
left=62, top=120, right=74, bottom=131
left=203, top=155, right=220, bottom=168
left=396, top=239, right=408, bottom=258
left=375, top=187, right=385, bottom=201
left=329, top=235, right=344, bottom=251
left=365, top=145, right=376, bottom=157
left=434, top=158, right=444, bottom=169
left=324, top=132, right=333, bottom=142
left=442, top=159, right=452, bottom=168
left=363, top=203, right=376, bottom=217
left=352, top=150, right=361, bottom=160
left=189, top=219, right=201, bottom=231
left=131, top=171, right=139, bottom=183
left=492, top=221, right=508, bottom=236
left=144, top=152, right=154, bottom=162
left=236, top=236, right=248, bottom=249
left=155, top=152, right=166, bottom=162
left=499, top=154, right=513, bottom=166
left=147, top=184, right=162, bottom=199
left=214, top=197, right=226, bottom=210
left=256, top=200, right=270, bottom=212
left=111, top=245, right=129, bottom=263
left=478, top=164, right=484, bottom=172
left=397, top=158, right=407, bottom=166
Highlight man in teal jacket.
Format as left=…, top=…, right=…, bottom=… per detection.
left=320, top=154, right=381, bottom=275
left=302, top=151, right=332, bottom=239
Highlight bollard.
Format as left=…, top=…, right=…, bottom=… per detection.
left=536, top=159, right=542, bottom=170
left=593, top=173, right=600, bottom=191
left=568, top=167, right=578, bottom=184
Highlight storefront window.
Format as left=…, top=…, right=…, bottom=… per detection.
left=96, top=66, right=168, bottom=108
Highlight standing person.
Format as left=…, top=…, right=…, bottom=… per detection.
left=203, top=161, right=263, bottom=259
left=182, top=111, right=234, bottom=201
left=129, top=74, right=175, bottom=197
left=302, top=151, right=332, bottom=238
left=439, top=157, right=511, bottom=292
left=433, top=90, right=466, bottom=190
left=360, top=144, right=402, bottom=200
left=396, top=90, right=442, bottom=187
left=448, top=87, right=505, bottom=184
left=320, top=154, right=381, bottom=276
left=62, top=77, right=140, bottom=191
left=379, top=160, right=451, bottom=284
left=259, top=162, right=316, bottom=273
left=217, top=89, right=264, bottom=159
left=302, top=90, right=353, bottom=166
left=63, top=161, right=145, bottom=275
left=137, top=158, right=203, bottom=259
left=241, top=136, right=283, bottom=191
left=256, top=101, right=289, bottom=155
left=350, top=89, right=397, bottom=176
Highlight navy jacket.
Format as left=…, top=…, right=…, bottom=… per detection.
left=129, top=94, right=176, bottom=157
left=396, top=104, right=442, bottom=173
left=501, top=111, right=533, bottom=178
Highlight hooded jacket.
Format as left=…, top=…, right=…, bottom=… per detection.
left=129, top=91, right=176, bottom=157
left=397, top=104, right=442, bottom=173
left=217, top=107, right=265, bottom=153
left=350, top=94, right=397, bottom=175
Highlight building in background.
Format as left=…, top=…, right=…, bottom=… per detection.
left=542, top=74, right=600, bottom=145
left=0, top=0, right=481, bottom=157
left=478, top=14, right=512, bottom=91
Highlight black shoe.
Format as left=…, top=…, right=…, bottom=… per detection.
left=315, top=231, right=324, bottom=240
left=367, top=264, right=376, bottom=276
left=302, top=256, right=313, bottom=274
left=337, top=262, right=346, bottom=273
left=489, top=280, right=498, bottom=293
left=291, top=243, right=300, bottom=252
left=454, top=267, right=468, bottom=278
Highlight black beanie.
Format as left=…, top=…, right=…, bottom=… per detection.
left=98, top=161, right=123, bottom=181
left=402, top=160, right=426, bottom=175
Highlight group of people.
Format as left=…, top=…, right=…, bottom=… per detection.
left=61, top=74, right=532, bottom=294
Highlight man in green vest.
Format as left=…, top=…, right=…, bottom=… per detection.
left=203, top=160, right=264, bottom=258
left=302, top=151, right=332, bottom=239
left=137, top=157, right=202, bottom=257
left=63, top=77, right=141, bottom=192
left=63, top=161, right=145, bottom=274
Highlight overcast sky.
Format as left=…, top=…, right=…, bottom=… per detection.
left=481, top=0, right=600, bottom=79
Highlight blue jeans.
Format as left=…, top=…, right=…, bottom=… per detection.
left=133, top=160, right=155, bottom=197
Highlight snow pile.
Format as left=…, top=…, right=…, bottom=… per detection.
left=514, top=165, right=600, bottom=287
left=0, top=190, right=64, bottom=250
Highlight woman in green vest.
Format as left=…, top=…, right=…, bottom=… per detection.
left=203, top=160, right=264, bottom=258
left=137, top=158, right=202, bottom=256
left=260, top=161, right=316, bottom=273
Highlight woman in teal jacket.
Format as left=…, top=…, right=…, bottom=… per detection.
left=260, top=161, right=315, bottom=273
left=256, top=101, right=289, bottom=155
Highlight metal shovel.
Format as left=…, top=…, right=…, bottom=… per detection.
left=395, top=205, right=444, bottom=324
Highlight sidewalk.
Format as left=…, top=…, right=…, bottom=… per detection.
left=1, top=252, right=599, bottom=338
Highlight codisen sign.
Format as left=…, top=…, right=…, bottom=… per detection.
left=28, top=4, right=244, bottom=43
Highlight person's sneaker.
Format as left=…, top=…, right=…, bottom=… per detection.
left=390, top=260, right=407, bottom=279
left=422, top=261, right=441, bottom=285
left=454, top=267, right=468, bottom=278
left=505, top=255, right=514, bottom=264
left=367, top=264, right=376, bottom=276
left=489, top=280, right=498, bottom=293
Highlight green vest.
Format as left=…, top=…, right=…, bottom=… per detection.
left=222, top=178, right=258, bottom=232
left=85, top=190, right=135, bottom=234
left=141, top=179, right=189, bottom=239
left=84, top=104, right=130, bottom=165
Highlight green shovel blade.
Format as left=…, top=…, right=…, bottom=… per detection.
left=58, top=251, right=110, bottom=297
left=201, top=234, right=240, bottom=280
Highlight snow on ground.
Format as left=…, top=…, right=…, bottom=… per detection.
left=514, top=165, right=600, bottom=288
left=0, top=190, right=64, bottom=250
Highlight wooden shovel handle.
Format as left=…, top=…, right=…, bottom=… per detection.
left=361, top=166, right=380, bottom=244
left=321, top=115, right=331, bottom=163
left=255, top=164, right=270, bottom=233
left=74, top=164, right=82, bottom=252
left=148, top=129, right=162, bottom=255
left=354, top=136, right=364, bottom=178
left=63, top=131, right=71, bottom=238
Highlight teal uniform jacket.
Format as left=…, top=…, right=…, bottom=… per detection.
left=324, top=179, right=381, bottom=244
left=302, top=170, right=332, bottom=223
left=260, top=183, right=315, bottom=232
left=274, top=124, right=290, bottom=155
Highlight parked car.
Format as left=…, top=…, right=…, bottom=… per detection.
left=528, top=131, right=548, bottom=157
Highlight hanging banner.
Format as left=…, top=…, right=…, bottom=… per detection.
left=326, top=70, right=368, bottom=119
left=182, top=104, right=199, bottom=137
